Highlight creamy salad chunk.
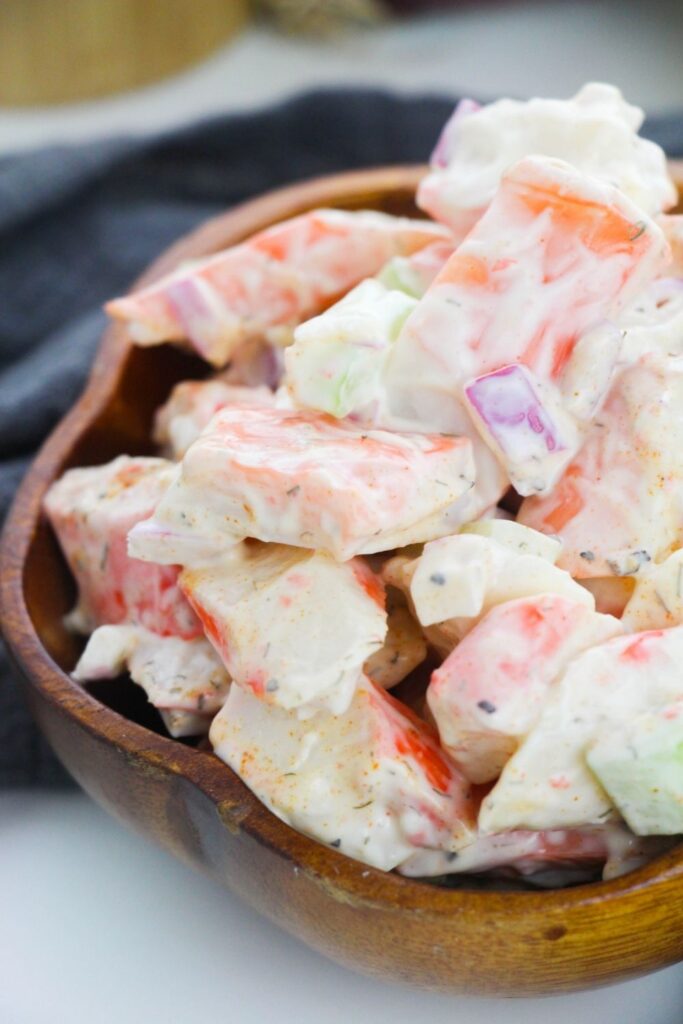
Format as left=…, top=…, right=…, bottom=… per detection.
left=520, top=352, right=683, bottom=577
left=44, top=456, right=201, bottom=639
left=480, top=627, right=683, bottom=832
left=418, top=83, right=675, bottom=238
left=128, top=405, right=476, bottom=565
left=387, top=155, right=668, bottom=496
left=180, top=543, right=387, bottom=717
left=210, top=677, right=476, bottom=872
left=427, top=593, right=622, bottom=783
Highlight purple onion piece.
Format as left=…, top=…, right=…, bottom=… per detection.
left=464, top=364, right=567, bottom=462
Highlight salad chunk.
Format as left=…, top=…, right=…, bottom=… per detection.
left=418, top=82, right=675, bottom=238
left=180, top=544, right=387, bottom=717
left=210, top=677, right=476, bottom=872
left=127, top=405, right=476, bottom=565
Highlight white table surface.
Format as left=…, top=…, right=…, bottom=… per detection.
left=3, top=4, right=683, bottom=1020
left=2, top=791, right=682, bottom=1024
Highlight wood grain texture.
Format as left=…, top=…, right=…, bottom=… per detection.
left=1, top=165, right=682, bottom=996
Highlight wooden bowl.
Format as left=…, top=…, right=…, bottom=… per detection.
left=2, top=166, right=682, bottom=997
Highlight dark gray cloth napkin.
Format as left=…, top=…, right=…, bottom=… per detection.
left=2, top=89, right=682, bottom=786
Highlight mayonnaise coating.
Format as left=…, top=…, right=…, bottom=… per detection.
left=73, top=624, right=230, bottom=737
left=210, top=677, right=476, bottom=871
left=180, top=544, right=386, bottom=717
left=128, top=405, right=476, bottom=565
left=480, top=627, right=683, bottom=832
left=418, top=83, right=676, bottom=238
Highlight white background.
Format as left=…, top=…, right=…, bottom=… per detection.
left=3, top=3, right=683, bottom=1020
left=3, top=792, right=682, bottom=1024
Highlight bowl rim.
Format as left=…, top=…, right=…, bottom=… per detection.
left=2, top=163, right=682, bottom=920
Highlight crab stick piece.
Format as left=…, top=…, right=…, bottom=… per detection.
left=402, top=823, right=673, bottom=882
left=519, top=353, right=683, bottom=578
left=427, top=594, right=622, bottom=783
left=480, top=626, right=683, bottom=832
left=44, top=456, right=201, bottom=640
left=105, top=209, right=449, bottom=367
left=180, top=544, right=386, bottom=716
left=418, top=83, right=675, bottom=238
left=210, top=677, right=476, bottom=871
left=364, top=596, right=427, bottom=690
left=401, top=824, right=617, bottom=881
left=128, top=405, right=476, bottom=566
left=73, top=625, right=230, bottom=738
left=387, top=158, right=668, bottom=472
left=154, top=379, right=275, bottom=459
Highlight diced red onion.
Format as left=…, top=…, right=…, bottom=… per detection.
left=466, top=364, right=565, bottom=455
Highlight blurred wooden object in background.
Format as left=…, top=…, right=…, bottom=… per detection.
left=0, top=0, right=249, bottom=106
left=258, top=0, right=386, bottom=35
